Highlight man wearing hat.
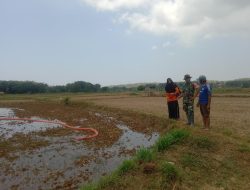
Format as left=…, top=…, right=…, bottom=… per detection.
left=195, top=75, right=212, bottom=130
left=179, top=74, right=198, bottom=126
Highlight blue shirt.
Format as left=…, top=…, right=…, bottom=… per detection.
left=199, top=84, right=212, bottom=105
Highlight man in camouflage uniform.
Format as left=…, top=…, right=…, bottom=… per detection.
left=180, top=74, right=197, bottom=126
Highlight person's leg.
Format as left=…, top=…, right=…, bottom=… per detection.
left=168, top=101, right=175, bottom=119
left=207, top=108, right=211, bottom=128
left=167, top=102, right=172, bottom=118
left=188, top=104, right=194, bottom=126
left=183, top=104, right=190, bottom=124
left=176, top=101, right=180, bottom=120
left=202, top=104, right=210, bottom=130
left=200, top=105, right=206, bottom=128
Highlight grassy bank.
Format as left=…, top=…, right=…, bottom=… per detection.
left=80, top=126, right=250, bottom=190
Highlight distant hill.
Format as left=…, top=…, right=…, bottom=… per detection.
left=107, top=78, right=250, bottom=89
left=233, top=78, right=250, bottom=81
left=108, top=82, right=160, bottom=88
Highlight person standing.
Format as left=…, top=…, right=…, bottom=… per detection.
left=195, top=75, right=212, bottom=130
left=165, top=78, right=181, bottom=120
left=179, top=74, right=198, bottom=127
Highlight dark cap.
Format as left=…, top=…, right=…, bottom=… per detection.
left=184, top=74, right=192, bottom=80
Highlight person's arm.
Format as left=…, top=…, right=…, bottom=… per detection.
left=175, top=87, right=181, bottom=97
left=207, top=95, right=211, bottom=110
left=193, top=87, right=199, bottom=99
left=177, top=88, right=183, bottom=99
left=207, top=85, right=212, bottom=110
left=192, top=83, right=200, bottom=100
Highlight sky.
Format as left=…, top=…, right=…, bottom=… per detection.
left=0, top=0, right=250, bottom=86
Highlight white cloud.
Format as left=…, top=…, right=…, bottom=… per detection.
left=82, top=0, right=147, bottom=11
left=151, top=45, right=158, bottom=50
left=81, top=0, right=250, bottom=44
left=162, top=41, right=171, bottom=48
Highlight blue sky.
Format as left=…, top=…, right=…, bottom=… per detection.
left=1, top=0, right=250, bottom=86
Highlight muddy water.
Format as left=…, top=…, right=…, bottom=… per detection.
left=0, top=108, right=159, bottom=190
left=0, top=108, right=62, bottom=139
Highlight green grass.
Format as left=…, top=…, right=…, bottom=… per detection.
left=161, top=162, right=180, bottom=181
left=181, top=153, right=202, bottom=167
left=98, top=172, right=120, bottom=188
left=238, top=144, right=250, bottom=153
left=80, top=160, right=135, bottom=190
left=62, top=97, right=70, bottom=105
left=156, top=129, right=190, bottom=152
left=117, top=159, right=136, bottom=175
left=136, top=148, right=155, bottom=163
left=80, top=173, right=120, bottom=190
left=80, top=184, right=97, bottom=190
left=193, top=136, right=215, bottom=149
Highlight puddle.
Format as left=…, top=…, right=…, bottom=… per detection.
left=0, top=108, right=159, bottom=190
left=0, top=108, right=62, bottom=139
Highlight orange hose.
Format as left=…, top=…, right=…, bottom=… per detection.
left=0, top=117, right=98, bottom=141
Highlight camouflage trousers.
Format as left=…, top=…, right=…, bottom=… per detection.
left=183, top=103, right=194, bottom=125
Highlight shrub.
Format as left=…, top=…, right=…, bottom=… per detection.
left=63, top=97, right=70, bottom=105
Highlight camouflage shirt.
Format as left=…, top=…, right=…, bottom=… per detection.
left=182, top=82, right=195, bottom=104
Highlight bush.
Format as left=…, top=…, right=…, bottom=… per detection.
left=62, top=97, right=70, bottom=105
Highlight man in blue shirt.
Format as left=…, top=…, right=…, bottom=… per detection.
left=195, top=75, right=212, bottom=130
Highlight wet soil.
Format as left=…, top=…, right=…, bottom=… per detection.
left=0, top=101, right=161, bottom=190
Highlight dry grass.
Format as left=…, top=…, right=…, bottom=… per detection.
left=87, top=96, right=250, bottom=140
left=1, top=93, right=250, bottom=189
left=77, top=94, right=250, bottom=189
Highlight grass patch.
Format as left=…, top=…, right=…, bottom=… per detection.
left=238, top=144, right=250, bottom=153
left=62, top=97, right=70, bottom=105
left=117, top=159, right=136, bottom=175
left=161, top=162, right=180, bottom=189
left=156, top=129, right=190, bottom=152
left=80, top=173, right=119, bottom=190
left=221, top=128, right=233, bottom=136
left=193, top=136, right=215, bottom=150
left=98, top=172, right=120, bottom=188
left=136, top=148, right=155, bottom=163
left=180, top=153, right=203, bottom=168
left=81, top=160, right=135, bottom=190
left=161, top=162, right=180, bottom=181
left=80, top=184, right=97, bottom=190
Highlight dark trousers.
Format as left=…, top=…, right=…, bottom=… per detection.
left=167, top=101, right=180, bottom=119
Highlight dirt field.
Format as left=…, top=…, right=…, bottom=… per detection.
left=0, top=98, right=167, bottom=190
left=0, top=93, right=250, bottom=190
left=86, top=96, right=250, bottom=140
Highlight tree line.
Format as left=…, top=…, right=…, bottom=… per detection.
left=0, top=79, right=249, bottom=94
left=0, top=81, right=101, bottom=94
